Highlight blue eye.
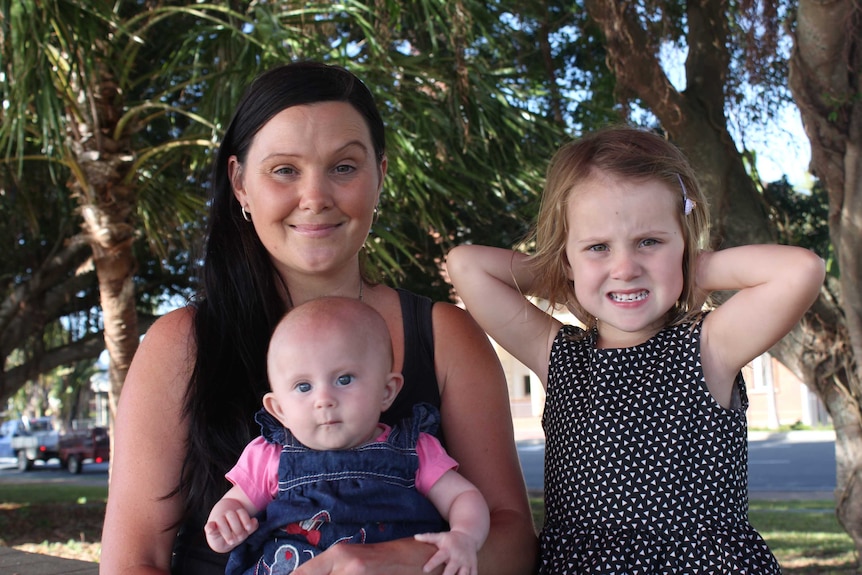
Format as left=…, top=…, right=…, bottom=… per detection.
left=296, top=382, right=311, bottom=393
left=336, top=374, right=354, bottom=386
left=588, top=244, right=608, bottom=252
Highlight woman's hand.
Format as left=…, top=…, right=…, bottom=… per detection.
left=292, top=538, right=440, bottom=575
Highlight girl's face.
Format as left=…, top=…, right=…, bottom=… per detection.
left=230, top=101, right=385, bottom=283
left=564, top=171, right=685, bottom=348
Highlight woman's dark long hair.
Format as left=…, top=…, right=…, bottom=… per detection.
left=177, top=62, right=387, bottom=524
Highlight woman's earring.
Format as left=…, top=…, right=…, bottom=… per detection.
left=241, top=206, right=252, bottom=222
left=370, top=205, right=379, bottom=233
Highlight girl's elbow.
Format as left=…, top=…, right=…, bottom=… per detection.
left=802, top=250, right=827, bottom=297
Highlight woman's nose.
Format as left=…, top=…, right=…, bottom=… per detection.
left=298, top=172, right=334, bottom=213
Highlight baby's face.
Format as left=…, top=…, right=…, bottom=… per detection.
left=265, top=320, right=398, bottom=450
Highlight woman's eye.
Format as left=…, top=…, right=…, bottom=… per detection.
left=641, top=238, right=659, bottom=247
left=588, top=244, right=608, bottom=252
left=274, top=166, right=296, bottom=176
left=336, top=374, right=354, bottom=386
left=334, top=164, right=356, bottom=175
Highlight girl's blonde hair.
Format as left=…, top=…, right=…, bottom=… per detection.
left=526, top=125, right=710, bottom=328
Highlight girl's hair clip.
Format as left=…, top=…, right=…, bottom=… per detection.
left=677, top=173, right=695, bottom=216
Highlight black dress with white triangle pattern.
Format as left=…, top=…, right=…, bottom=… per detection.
left=539, top=317, right=781, bottom=574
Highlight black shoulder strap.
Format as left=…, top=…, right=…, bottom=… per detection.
left=381, top=290, right=441, bottom=437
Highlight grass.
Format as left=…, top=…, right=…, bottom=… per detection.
left=1, top=484, right=857, bottom=572
left=749, top=500, right=858, bottom=574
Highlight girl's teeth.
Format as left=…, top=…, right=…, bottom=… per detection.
left=610, top=291, right=648, bottom=302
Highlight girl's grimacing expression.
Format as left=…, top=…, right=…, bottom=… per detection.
left=229, top=101, right=385, bottom=282
left=565, top=171, right=686, bottom=349
left=263, top=315, right=401, bottom=451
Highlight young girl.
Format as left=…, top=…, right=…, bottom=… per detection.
left=447, top=125, right=825, bottom=573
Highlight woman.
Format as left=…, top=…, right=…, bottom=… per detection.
left=99, top=61, right=538, bottom=575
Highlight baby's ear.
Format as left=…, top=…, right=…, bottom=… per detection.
left=262, top=392, right=288, bottom=426
left=381, top=373, right=404, bottom=411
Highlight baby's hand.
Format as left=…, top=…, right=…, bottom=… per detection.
left=204, top=508, right=259, bottom=553
left=414, top=530, right=479, bottom=575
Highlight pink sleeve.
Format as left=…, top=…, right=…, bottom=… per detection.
left=225, top=436, right=281, bottom=512
left=414, top=432, right=459, bottom=496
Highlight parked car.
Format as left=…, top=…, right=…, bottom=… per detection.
left=57, top=426, right=110, bottom=473
left=0, top=419, right=17, bottom=458
left=0, top=417, right=60, bottom=471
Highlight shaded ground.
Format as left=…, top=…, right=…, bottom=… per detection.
left=0, top=501, right=103, bottom=562
left=1, top=497, right=858, bottom=573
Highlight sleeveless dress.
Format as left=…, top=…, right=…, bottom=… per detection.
left=171, top=289, right=440, bottom=574
left=225, top=404, right=446, bottom=575
left=539, top=318, right=781, bottom=574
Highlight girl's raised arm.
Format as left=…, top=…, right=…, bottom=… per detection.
left=698, top=245, right=825, bottom=406
left=446, top=245, right=560, bottom=386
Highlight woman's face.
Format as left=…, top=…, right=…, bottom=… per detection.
left=230, top=101, right=386, bottom=282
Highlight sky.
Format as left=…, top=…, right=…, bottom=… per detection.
left=743, top=104, right=812, bottom=188
left=658, top=42, right=812, bottom=190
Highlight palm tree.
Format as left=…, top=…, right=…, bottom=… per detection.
left=2, top=0, right=564, bottom=419
left=0, top=0, right=245, bottom=421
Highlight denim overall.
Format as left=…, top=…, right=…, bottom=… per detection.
left=225, top=403, right=446, bottom=575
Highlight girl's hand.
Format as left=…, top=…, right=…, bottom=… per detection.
left=204, top=509, right=258, bottom=553
left=415, top=530, right=480, bottom=575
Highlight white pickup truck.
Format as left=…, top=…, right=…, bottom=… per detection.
left=0, top=417, right=60, bottom=471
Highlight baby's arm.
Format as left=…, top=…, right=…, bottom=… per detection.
left=204, top=485, right=260, bottom=553
left=414, top=469, right=490, bottom=575
left=447, top=244, right=560, bottom=385
left=698, top=244, right=825, bottom=405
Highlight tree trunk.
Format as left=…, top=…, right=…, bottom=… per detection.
left=789, top=0, right=862, bottom=560
left=69, top=64, right=140, bottom=436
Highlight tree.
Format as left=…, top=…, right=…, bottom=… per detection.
left=788, top=0, right=862, bottom=558
left=0, top=0, right=227, bottom=420
left=1, top=1, right=564, bottom=416
left=573, top=0, right=862, bottom=561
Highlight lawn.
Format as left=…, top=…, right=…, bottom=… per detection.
left=0, top=484, right=856, bottom=573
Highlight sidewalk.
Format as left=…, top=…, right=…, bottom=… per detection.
left=513, top=416, right=838, bottom=443
left=0, top=546, right=97, bottom=575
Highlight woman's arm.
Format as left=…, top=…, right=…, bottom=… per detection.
left=698, top=245, right=825, bottom=406
left=99, top=307, right=196, bottom=575
left=433, top=302, right=539, bottom=575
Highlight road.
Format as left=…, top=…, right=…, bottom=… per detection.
left=0, top=458, right=109, bottom=487
left=516, top=431, right=836, bottom=498
left=0, top=432, right=837, bottom=499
